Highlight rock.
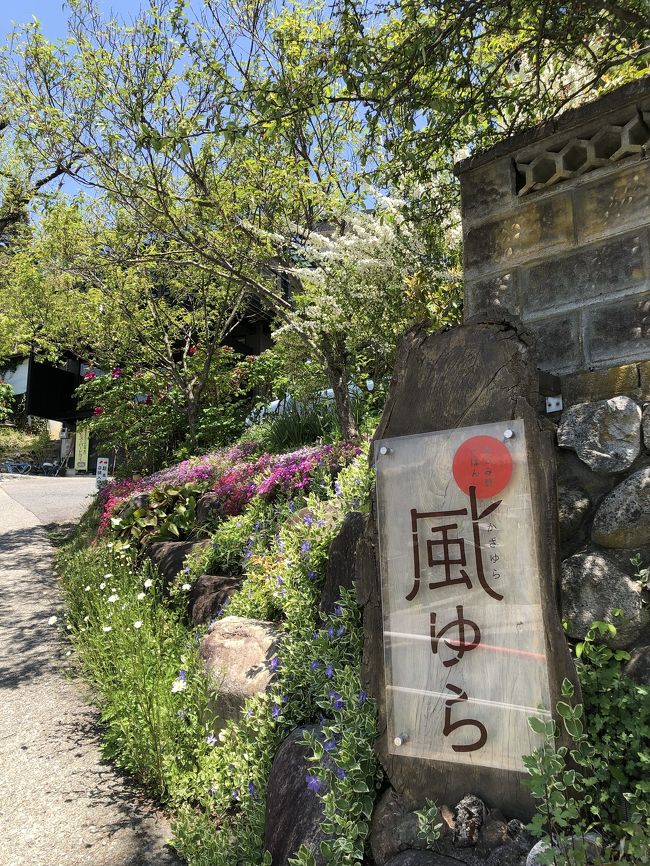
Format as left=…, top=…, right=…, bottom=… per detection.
left=320, top=511, right=366, bottom=615
left=526, top=833, right=601, bottom=866
left=264, top=725, right=329, bottom=866
left=476, top=811, right=509, bottom=857
left=384, top=853, right=459, bottom=866
left=188, top=574, right=242, bottom=625
left=561, top=551, right=648, bottom=648
left=148, top=539, right=211, bottom=589
left=358, top=319, right=579, bottom=820
left=200, top=616, right=282, bottom=728
left=623, top=644, right=650, bottom=686
left=591, top=467, right=650, bottom=548
left=453, top=795, right=486, bottom=848
left=369, top=789, right=428, bottom=865
left=556, top=396, right=641, bottom=473
left=196, top=493, right=222, bottom=526
left=486, top=846, right=527, bottom=866
left=643, top=405, right=650, bottom=451
left=557, top=481, right=590, bottom=542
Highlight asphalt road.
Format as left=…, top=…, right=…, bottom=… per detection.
left=0, top=476, right=181, bottom=866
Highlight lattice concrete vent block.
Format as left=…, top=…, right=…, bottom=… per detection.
left=517, top=113, right=650, bottom=196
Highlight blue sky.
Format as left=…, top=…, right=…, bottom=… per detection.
left=1, top=0, right=142, bottom=41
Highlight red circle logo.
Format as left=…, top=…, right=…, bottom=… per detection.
left=452, top=435, right=513, bottom=499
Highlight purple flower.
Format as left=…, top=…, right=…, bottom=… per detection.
left=306, top=773, right=322, bottom=793
left=231, top=789, right=240, bottom=801
left=206, top=734, right=217, bottom=746
left=307, top=570, right=317, bottom=580
left=334, top=481, right=342, bottom=494
left=303, top=512, right=314, bottom=527
left=248, top=781, right=257, bottom=798
left=272, top=704, right=281, bottom=719
left=177, top=669, right=187, bottom=681
left=300, top=540, right=311, bottom=554
left=358, top=690, right=368, bottom=705
left=325, top=664, right=334, bottom=679
left=310, top=660, right=319, bottom=670
left=336, top=625, right=345, bottom=636
left=334, top=604, right=343, bottom=616
left=276, top=576, right=284, bottom=586
left=183, top=565, right=190, bottom=573
left=335, top=767, right=347, bottom=781
left=316, top=519, right=326, bottom=527
left=327, top=627, right=335, bottom=638
left=269, top=656, right=280, bottom=672
left=323, top=738, right=337, bottom=752
left=209, top=786, right=217, bottom=795
left=329, top=690, right=344, bottom=710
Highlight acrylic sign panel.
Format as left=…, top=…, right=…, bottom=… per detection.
left=375, top=419, right=552, bottom=771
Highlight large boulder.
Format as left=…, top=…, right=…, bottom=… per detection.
left=561, top=550, right=648, bottom=647
left=148, top=539, right=211, bottom=589
left=623, top=644, right=650, bottom=686
left=643, top=405, right=650, bottom=452
left=556, top=480, right=590, bottom=543
left=526, top=834, right=601, bottom=866
left=556, top=396, right=642, bottom=473
left=320, top=511, right=366, bottom=615
left=196, top=493, right=222, bottom=526
left=200, top=616, right=282, bottom=728
left=264, top=725, right=329, bottom=866
left=383, top=854, right=460, bottom=866
left=189, top=574, right=243, bottom=625
left=369, top=788, right=428, bottom=864
left=591, top=467, right=650, bottom=548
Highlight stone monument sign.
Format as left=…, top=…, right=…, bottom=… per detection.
left=375, top=420, right=552, bottom=772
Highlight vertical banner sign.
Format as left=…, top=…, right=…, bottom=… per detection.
left=375, top=419, right=552, bottom=771
left=96, top=457, right=110, bottom=484
left=74, top=425, right=90, bottom=472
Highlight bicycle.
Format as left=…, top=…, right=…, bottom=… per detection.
left=0, top=458, right=32, bottom=474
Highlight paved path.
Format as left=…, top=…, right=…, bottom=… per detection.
left=0, top=476, right=181, bottom=866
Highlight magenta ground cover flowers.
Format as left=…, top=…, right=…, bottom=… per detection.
left=98, top=441, right=360, bottom=531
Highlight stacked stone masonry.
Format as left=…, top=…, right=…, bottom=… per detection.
left=555, top=395, right=649, bottom=677
left=455, top=77, right=650, bottom=376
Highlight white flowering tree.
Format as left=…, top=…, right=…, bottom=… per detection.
left=272, top=194, right=462, bottom=440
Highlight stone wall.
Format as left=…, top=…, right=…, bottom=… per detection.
left=454, top=77, right=650, bottom=379
left=555, top=396, right=649, bottom=674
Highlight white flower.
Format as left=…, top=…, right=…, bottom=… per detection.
left=171, top=679, right=187, bottom=693
left=137, top=592, right=145, bottom=601
left=143, top=579, right=153, bottom=589
left=99, top=582, right=106, bottom=590
left=133, top=620, right=143, bottom=629
left=84, top=586, right=91, bottom=592
left=182, top=583, right=191, bottom=591
left=83, top=615, right=90, bottom=623
left=107, top=594, right=119, bottom=604
left=102, top=625, right=112, bottom=633
left=65, top=650, right=71, bottom=657
left=104, top=573, right=113, bottom=578
left=48, top=615, right=57, bottom=625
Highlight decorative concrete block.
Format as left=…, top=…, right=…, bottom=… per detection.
left=527, top=314, right=581, bottom=373
left=585, top=293, right=650, bottom=365
left=522, top=232, right=646, bottom=315
left=464, top=194, right=574, bottom=276
left=575, top=162, right=650, bottom=244
left=464, top=272, right=520, bottom=319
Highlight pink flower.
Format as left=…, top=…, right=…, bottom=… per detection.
left=111, top=367, right=122, bottom=379
left=188, top=346, right=197, bottom=356
left=84, top=371, right=97, bottom=381
left=94, top=406, right=104, bottom=416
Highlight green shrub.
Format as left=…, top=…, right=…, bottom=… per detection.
left=56, top=541, right=215, bottom=802
left=524, top=620, right=650, bottom=864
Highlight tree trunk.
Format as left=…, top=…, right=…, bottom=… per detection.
left=324, top=352, right=359, bottom=442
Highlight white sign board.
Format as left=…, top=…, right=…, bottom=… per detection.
left=375, top=419, right=552, bottom=772
left=96, top=457, right=110, bottom=484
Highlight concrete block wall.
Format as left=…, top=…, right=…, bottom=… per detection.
left=455, top=77, right=650, bottom=377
